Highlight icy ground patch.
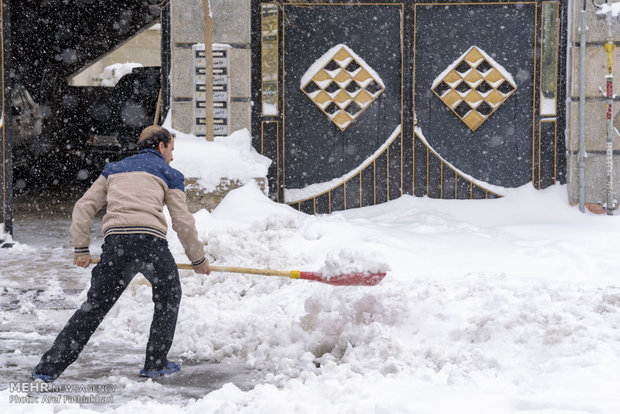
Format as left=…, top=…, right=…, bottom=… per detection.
left=3, top=183, right=620, bottom=413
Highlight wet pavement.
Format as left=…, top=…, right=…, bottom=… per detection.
left=1, top=192, right=259, bottom=410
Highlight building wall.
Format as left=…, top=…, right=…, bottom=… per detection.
left=170, top=0, right=251, bottom=135
left=568, top=1, right=620, bottom=207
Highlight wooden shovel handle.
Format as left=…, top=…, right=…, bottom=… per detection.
left=90, top=258, right=295, bottom=278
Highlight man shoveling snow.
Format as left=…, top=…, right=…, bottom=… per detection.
left=32, top=125, right=210, bottom=382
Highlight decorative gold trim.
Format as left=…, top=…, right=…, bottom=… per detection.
left=426, top=144, right=429, bottom=195
left=431, top=46, right=518, bottom=131
left=328, top=190, right=332, bottom=214
left=553, top=119, right=557, bottom=182
left=300, top=45, right=385, bottom=131
left=454, top=170, right=458, bottom=199
left=359, top=170, right=362, bottom=208
left=387, top=145, right=390, bottom=201
left=417, top=1, right=536, bottom=4
left=411, top=134, right=415, bottom=194
left=287, top=2, right=406, bottom=5
left=538, top=118, right=541, bottom=188
left=373, top=158, right=376, bottom=205
left=440, top=161, right=443, bottom=198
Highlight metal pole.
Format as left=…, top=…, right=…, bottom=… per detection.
left=579, top=0, right=587, bottom=213
left=604, top=2, right=615, bottom=215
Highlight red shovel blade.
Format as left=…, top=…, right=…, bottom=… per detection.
left=299, top=271, right=387, bottom=286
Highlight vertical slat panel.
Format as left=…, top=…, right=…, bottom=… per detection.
left=413, top=135, right=427, bottom=197
left=539, top=120, right=557, bottom=188
left=389, top=133, right=402, bottom=200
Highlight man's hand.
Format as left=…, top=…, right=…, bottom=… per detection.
left=194, top=260, right=211, bottom=275
left=73, top=254, right=91, bottom=268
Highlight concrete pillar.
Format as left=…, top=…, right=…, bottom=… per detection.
left=568, top=1, right=620, bottom=208
left=170, top=0, right=251, bottom=135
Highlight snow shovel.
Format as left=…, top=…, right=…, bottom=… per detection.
left=90, top=258, right=386, bottom=286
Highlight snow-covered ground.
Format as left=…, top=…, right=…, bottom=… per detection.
left=3, top=127, right=620, bottom=413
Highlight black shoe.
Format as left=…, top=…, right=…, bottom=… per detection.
left=31, top=365, right=54, bottom=383
left=139, top=361, right=181, bottom=378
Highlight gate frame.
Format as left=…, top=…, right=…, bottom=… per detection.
left=252, top=0, right=568, bottom=208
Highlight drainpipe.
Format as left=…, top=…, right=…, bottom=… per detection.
left=578, top=0, right=587, bottom=213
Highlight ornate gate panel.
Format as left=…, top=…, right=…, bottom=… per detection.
left=254, top=1, right=405, bottom=214
left=413, top=1, right=564, bottom=193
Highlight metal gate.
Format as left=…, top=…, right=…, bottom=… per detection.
left=252, top=0, right=567, bottom=214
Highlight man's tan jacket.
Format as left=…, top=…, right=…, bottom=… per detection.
left=70, top=148, right=206, bottom=266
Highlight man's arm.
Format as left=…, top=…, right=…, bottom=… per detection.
left=165, top=188, right=210, bottom=275
left=70, top=175, right=107, bottom=267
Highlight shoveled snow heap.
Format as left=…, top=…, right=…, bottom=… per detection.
left=164, top=124, right=271, bottom=194
left=317, top=248, right=390, bottom=277
left=68, top=183, right=620, bottom=413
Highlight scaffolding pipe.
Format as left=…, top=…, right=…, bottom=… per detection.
left=578, top=0, right=587, bottom=212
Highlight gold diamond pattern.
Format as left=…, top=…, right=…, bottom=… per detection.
left=431, top=46, right=517, bottom=131
left=301, top=46, right=384, bottom=131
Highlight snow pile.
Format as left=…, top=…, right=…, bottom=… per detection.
left=66, top=182, right=620, bottom=413
left=166, top=124, right=271, bottom=193
left=99, top=63, right=143, bottom=87
left=317, top=248, right=390, bottom=277
left=596, top=2, right=620, bottom=17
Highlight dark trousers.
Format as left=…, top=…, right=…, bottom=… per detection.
left=36, top=234, right=182, bottom=379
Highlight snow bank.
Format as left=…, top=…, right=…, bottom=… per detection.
left=79, top=182, right=620, bottom=412
left=165, top=123, right=271, bottom=193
